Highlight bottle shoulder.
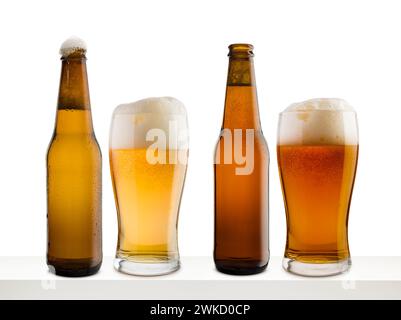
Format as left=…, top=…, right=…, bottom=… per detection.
left=216, top=128, right=268, bottom=141
left=214, top=129, right=269, bottom=157
left=47, top=134, right=102, bottom=156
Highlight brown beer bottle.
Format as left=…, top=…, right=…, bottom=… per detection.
left=47, top=37, right=102, bottom=276
left=214, top=44, right=269, bottom=275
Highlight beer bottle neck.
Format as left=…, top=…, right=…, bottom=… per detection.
left=57, top=56, right=91, bottom=109
left=56, top=56, right=93, bottom=134
left=222, top=44, right=261, bottom=130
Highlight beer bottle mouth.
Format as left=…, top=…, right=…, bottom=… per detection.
left=60, top=52, right=87, bottom=60
left=228, top=43, right=254, bottom=58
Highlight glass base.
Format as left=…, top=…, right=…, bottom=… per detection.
left=283, top=257, right=351, bottom=277
left=114, top=257, right=179, bottom=276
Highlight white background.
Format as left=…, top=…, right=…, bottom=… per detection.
left=0, top=0, right=400, bottom=259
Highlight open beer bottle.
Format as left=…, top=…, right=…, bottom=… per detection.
left=214, top=44, right=269, bottom=275
left=46, top=37, right=102, bottom=277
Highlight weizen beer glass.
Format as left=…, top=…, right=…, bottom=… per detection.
left=110, top=97, right=188, bottom=276
left=277, top=98, right=358, bottom=276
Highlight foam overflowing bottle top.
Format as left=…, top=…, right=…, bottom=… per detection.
left=59, top=36, right=87, bottom=57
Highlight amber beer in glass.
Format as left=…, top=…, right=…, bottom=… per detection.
left=214, top=44, right=269, bottom=275
left=47, top=38, right=102, bottom=277
left=277, top=98, right=358, bottom=276
left=110, top=97, right=188, bottom=276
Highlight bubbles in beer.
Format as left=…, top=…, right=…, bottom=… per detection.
left=60, top=36, right=87, bottom=57
left=279, top=98, right=358, bottom=145
left=110, top=97, right=189, bottom=150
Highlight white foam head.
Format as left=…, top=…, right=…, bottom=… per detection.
left=110, top=97, right=189, bottom=150
left=278, top=98, right=358, bottom=145
left=60, top=36, right=87, bottom=57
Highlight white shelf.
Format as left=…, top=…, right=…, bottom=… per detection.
left=0, top=256, right=400, bottom=299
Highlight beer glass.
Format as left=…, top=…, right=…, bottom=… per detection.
left=277, top=98, right=358, bottom=276
left=110, top=97, right=188, bottom=276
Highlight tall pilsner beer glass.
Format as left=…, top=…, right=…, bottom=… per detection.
left=110, top=97, right=188, bottom=276
left=277, top=98, right=358, bottom=276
